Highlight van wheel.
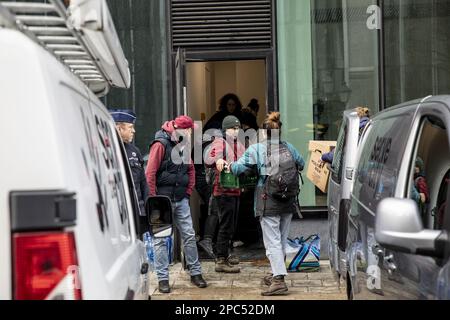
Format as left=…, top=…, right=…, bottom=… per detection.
left=346, top=274, right=354, bottom=300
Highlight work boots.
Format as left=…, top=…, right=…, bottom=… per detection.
left=227, top=254, right=240, bottom=265
left=262, top=273, right=273, bottom=286
left=261, top=275, right=288, bottom=296
left=215, top=257, right=241, bottom=273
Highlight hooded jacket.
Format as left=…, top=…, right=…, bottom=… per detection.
left=145, top=121, right=195, bottom=202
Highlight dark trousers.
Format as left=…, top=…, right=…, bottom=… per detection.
left=215, top=196, right=240, bottom=258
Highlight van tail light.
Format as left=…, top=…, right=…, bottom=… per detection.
left=13, top=232, right=82, bottom=300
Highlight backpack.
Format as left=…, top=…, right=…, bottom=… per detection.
left=264, top=143, right=300, bottom=202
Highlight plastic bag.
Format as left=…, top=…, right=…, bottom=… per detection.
left=285, top=234, right=320, bottom=272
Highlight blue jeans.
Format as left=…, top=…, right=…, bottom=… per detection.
left=154, top=198, right=202, bottom=281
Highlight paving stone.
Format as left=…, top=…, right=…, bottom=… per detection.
left=308, top=287, right=343, bottom=294
left=307, top=273, right=337, bottom=281
left=232, top=280, right=264, bottom=288
left=149, top=260, right=344, bottom=300
left=322, top=280, right=341, bottom=288
left=241, top=267, right=266, bottom=274
left=286, top=273, right=309, bottom=280
left=203, top=273, right=222, bottom=280
left=292, top=279, right=323, bottom=287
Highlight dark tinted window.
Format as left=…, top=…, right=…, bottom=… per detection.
left=352, top=111, right=415, bottom=215
left=332, top=119, right=348, bottom=184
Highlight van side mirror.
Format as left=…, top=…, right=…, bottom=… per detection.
left=145, top=196, right=173, bottom=238
left=375, top=198, right=447, bottom=258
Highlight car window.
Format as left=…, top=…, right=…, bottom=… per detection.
left=115, top=129, right=142, bottom=237
left=406, top=116, right=450, bottom=230
left=353, top=111, right=414, bottom=215
left=331, top=119, right=347, bottom=184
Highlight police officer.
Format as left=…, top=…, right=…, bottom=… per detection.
left=110, top=109, right=149, bottom=216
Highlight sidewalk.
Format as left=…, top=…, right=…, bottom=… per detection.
left=149, top=260, right=346, bottom=300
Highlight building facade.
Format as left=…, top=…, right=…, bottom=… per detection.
left=105, top=0, right=450, bottom=209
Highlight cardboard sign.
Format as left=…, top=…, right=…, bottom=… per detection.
left=306, top=141, right=337, bottom=193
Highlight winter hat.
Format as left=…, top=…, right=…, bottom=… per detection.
left=174, top=115, right=198, bottom=129
left=222, top=115, right=241, bottom=130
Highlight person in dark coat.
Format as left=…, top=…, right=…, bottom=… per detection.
left=204, top=93, right=244, bottom=132
left=110, top=109, right=149, bottom=216
left=241, top=98, right=260, bottom=131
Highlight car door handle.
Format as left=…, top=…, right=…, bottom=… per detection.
left=141, top=262, right=149, bottom=275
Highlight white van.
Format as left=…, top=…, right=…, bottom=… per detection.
left=0, top=0, right=152, bottom=300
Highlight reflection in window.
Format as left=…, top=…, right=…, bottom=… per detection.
left=384, top=0, right=450, bottom=107
left=312, top=0, right=379, bottom=141
left=409, top=116, right=450, bottom=230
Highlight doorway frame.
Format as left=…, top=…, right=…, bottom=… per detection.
left=169, top=48, right=278, bottom=119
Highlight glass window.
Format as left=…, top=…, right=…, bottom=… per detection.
left=407, top=115, right=450, bottom=230
left=353, top=111, right=414, bottom=214
left=115, top=129, right=143, bottom=238
left=106, top=0, right=170, bottom=153
left=384, top=0, right=450, bottom=107
left=277, top=0, right=379, bottom=206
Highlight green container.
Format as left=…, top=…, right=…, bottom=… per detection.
left=239, top=175, right=258, bottom=189
left=219, top=170, right=240, bottom=189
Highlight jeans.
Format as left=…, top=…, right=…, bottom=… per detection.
left=154, top=198, right=202, bottom=281
left=215, top=196, right=240, bottom=258
left=260, top=214, right=293, bottom=277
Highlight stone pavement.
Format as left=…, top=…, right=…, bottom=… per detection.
left=149, top=260, right=346, bottom=300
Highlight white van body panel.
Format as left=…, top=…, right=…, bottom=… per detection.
left=0, top=29, right=148, bottom=300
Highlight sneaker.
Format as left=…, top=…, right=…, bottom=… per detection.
left=191, top=274, right=208, bottom=288
left=158, top=280, right=171, bottom=294
left=215, top=257, right=241, bottom=273
left=227, top=254, right=240, bottom=265
left=262, top=273, right=273, bottom=286
left=261, top=276, right=288, bottom=296
left=198, top=238, right=216, bottom=259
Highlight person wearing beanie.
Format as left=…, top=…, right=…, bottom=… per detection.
left=204, top=115, right=246, bottom=273
left=145, top=115, right=207, bottom=293
left=110, top=109, right=149, bottom=217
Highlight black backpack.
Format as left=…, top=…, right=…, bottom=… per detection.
left=264, top=143, right=300, bottom=202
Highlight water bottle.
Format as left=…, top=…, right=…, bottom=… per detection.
left=143, top=232, right=154, bottom=271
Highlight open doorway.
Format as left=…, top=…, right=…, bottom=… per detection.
left=186, top=60, right=267, bottom=130
left=185, top=59, right=268, bottom=259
